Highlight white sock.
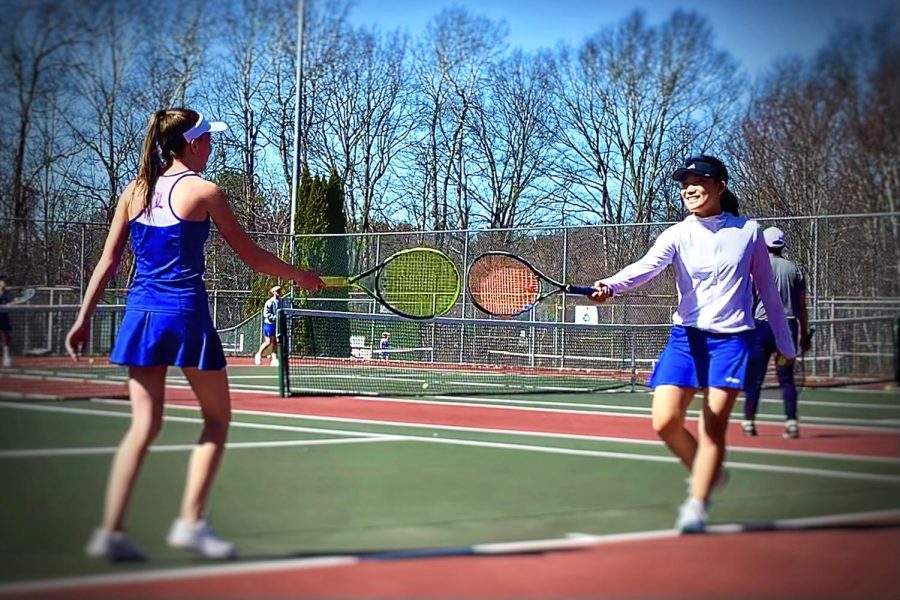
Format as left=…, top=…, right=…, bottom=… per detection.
left=685, top=497, right=707, bottom=511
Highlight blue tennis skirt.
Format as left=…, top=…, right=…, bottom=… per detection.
left=262, top=322, right=276, bottom=338
left=649, top=325, right=751, bottom=390
left=110, top=309, right=226, bottom=371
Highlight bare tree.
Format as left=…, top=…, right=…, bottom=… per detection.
left=316, top=28, right=414, bottom=232
left=737, top=13, right=899, bottom=298
left=550, top=11, right=743, bottom=225
left=408, top=7, right=508, bottom=230
left=202, top=0, right=281, bottom=232
left=53, top=0, right=154, bottom=223
left=467, top=49, right=557, bottom=228
left=0, top=1, right=76, bottom=272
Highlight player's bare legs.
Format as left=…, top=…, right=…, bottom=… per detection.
left=651, top=384, right=698, bottom=469
left=101, top=366, right=167, bottom=531
left=691, top=386, right=738, bottom=500
left=178, top=367, right=232, bottom=522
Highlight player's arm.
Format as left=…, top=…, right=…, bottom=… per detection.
left=591, top=227, right=677, bottom=302
left=797, top=289, right=811, bottom=353
left=202, top=182, right=323, bottom=291
left=66, top=184, right=133, bottom=358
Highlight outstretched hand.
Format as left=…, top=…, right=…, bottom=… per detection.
left=295, top=270, right=325, bottom=292
left=65, top=319, right=89, bottom=361
left=588, top=282, right=613, bottom=304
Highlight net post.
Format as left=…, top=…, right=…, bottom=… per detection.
left=276, top=308, right=288, bottom=397
left=629, top=326, right=637, bottom=393
left=894, top=314, right=899, bottom=385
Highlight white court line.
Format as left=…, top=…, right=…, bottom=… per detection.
left=2, top=507, right=898, bottom=597
left=3, top=399, right=898, bottom=480
left=94, top=399, right=900, bottom=478
left=142, top=399, right=900, bottom=465
left=434, top=393, right=900, bottom=413
left=0, top=401, right=384, bottom=439
left=348, top=395, right=900, bottom=432
left=410, top=436, right=900, bottom=483
left=0, top=436, right=404, bottom=458
left=0, top=556, right=358, bottom=597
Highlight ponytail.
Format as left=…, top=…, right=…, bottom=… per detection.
left=136, top=110, right=167, bottom=213
left=134, top=109, right=196, bottom=213
left=721, top=188, right=740, bottom=216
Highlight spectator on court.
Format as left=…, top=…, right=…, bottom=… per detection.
left=254, top=285, right=283, bottom=367
left=0, top=276, right=11, bottom=367
left=742, top=227, right=811, bottom=439
left=589, top=154, right=795, bottom=533
left=65, top=108, right=324, bottom=561
left=378, top=331, right=391, bottom=359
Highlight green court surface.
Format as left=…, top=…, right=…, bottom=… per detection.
left=0, top=380, right=898, bottom=585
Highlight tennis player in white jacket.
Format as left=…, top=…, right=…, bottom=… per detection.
left=590, top=155, right=795, bottom=532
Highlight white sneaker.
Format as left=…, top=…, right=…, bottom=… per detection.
left=85, top=528, right=145, bottom=561
left=253, top=353, right=262, bottom=365
left=675, top=498, right=707, bottom=533
left=2, top=355, right=10, bottom=368
left=167, top=518, right=236, bottom=559
left=270, top=357, right=280, bottom=368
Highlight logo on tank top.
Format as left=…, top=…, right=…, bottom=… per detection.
left=152, top=191, right=163, bottom=210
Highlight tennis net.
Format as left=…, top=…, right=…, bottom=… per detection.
left=277, top=308, right=669, bottom=396
left=278, top=310, right=900, bottom=397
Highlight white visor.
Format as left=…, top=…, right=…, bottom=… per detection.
left=183, top=113, right=228, bottom=142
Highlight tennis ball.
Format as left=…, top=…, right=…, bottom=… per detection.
left=422, top=382, right=429, bottom=390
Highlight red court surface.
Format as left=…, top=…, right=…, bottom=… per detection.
left=11, top=524, right=900, bottom=600
left=2, top=374, right=898, bottom=599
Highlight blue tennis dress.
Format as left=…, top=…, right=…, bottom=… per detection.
left=110, top=171, right=226, bottom=370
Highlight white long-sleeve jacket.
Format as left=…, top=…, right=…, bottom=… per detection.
left=599, top=213, right=796, bottom=359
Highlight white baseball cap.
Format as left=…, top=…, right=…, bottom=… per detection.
left=183, top=113, right=228, bottom=142
left=763, top=227, right=785, bottom=248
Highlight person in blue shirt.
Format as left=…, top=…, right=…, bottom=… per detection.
left=378, top=331, right=391, bottom=359
left=254, top=285, right=283, bottom=367
left=66, top=109, right=324, bottom=561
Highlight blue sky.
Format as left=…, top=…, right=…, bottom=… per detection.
left=349, top=0, right=895, bottom=75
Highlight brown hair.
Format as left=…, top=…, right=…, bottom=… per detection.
left=135, top=108, right=199, bottom=212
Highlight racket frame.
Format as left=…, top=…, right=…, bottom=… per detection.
left=9, top=287, right=36, bottom=305
left=466, top=251, right=596, bottom=317
left=323, top=247, right=461, bottom=320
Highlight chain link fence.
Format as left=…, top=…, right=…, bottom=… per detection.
left=2, top=213, right=898, bottom=330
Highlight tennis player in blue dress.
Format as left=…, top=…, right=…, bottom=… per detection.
left=66, top=109, right=324, bottom=561
left=590, top=155, right=795, bottom=533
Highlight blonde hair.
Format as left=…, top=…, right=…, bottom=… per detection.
left=135, top=108, right=199, bottom=212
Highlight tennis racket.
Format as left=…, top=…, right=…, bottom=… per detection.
left=8, top=288, right=35, bottom=305
left=466, top=251, right=597, bottom=317
left=796, top=327, right=815, bottom=390
left=320, top=247, right=461, bottom=320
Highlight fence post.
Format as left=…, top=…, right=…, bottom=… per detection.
left=630, top=327, right=637, bottom=393
left=79, top=224, right=86, bottom=299
left=459, top=232, right=469, bottom=364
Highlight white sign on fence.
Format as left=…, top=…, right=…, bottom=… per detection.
left=574, top=305, right=598, bottom=325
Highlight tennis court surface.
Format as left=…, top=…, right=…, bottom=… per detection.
left=1, top=352, right=898, bottom=599
left=0, top=304, right=897, bottom=598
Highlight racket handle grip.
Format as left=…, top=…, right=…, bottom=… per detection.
left=565, top=284, right=598, bottom=296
